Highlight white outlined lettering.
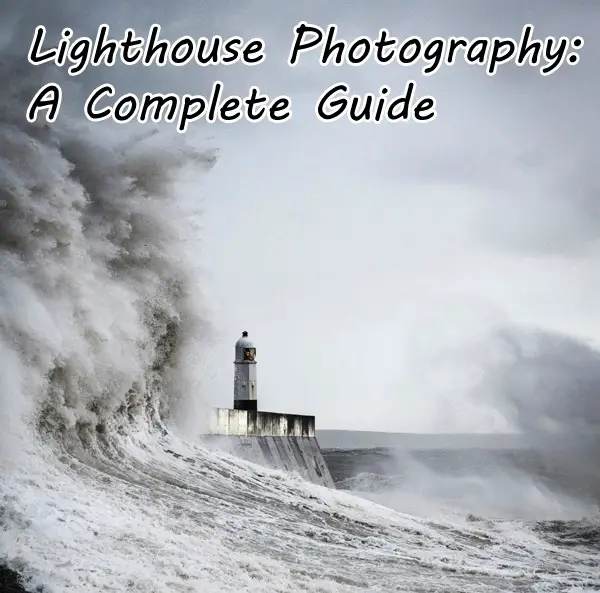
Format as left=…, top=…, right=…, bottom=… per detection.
left=28, top=26, right=56, bottom=65
left=119, top=29, right=145, bottom=64
left=315, top=81, right=436, bottom=123
left=83, top=82, right=292, bottom=132
left=517, top=24, right=542, bottom=66
left=138, top=25, right=266, bottom=67
left=566, top=36, right=584, bottom=67
left=27, top=24, right=265, bottom=77
left=85, top=84, right=115, bottom=121
left=487, top=37, right=518, bottom=75
left=396, top=37, right=422, bottom=65
left=26, top=83, right=62, bottom=123
left=347, top=37, right=372, bottom=65
left=287, top=21, right=584, bottom=76
left=465, top=38, right=489, bottom=66
left=421, top=38, right=446, bottom=75
left=25, top=22, right=586, bottom=127
left=288, top=21, right=325, bottom=66
left=320, top=25, right=347, bottom=65
left=137, top=93, right=180, bottom=123
left=55, top=28, right=72, bottom=66
left=112, top=94, right=139, bottom=123
left=67, top=35, right=93, bottom=76
left=373, top=29, right=397, bottom=64
left=91, top=25, right=118, bottom=66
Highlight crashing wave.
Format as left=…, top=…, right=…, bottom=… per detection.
left=0, top=58, right=216, bottom=459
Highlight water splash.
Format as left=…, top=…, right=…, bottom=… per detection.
left=0, top=58, right=216, bottom=461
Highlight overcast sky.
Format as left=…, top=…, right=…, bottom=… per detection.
left=5, top=1, right=600, bottom=433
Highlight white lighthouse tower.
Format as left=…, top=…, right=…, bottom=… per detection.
left=233, top=331, right=257, bottom=411
left=206, top=329, right=335, bottom=488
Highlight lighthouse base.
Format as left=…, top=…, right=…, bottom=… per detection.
left=205, top=408, right=335, bottom=488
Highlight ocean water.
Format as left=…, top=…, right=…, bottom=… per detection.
left=1, top=59, right=600, bottom=592
left=3, top=430, right=600, bottom=592
left=322, top=436, right=600, bottom=522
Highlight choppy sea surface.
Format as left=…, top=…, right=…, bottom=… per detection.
left=2, top=429, right=600, bottom=592
left=322, top=431, right=600, bottom=590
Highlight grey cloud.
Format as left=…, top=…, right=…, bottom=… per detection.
left=470, top=326, right=600, bottom=433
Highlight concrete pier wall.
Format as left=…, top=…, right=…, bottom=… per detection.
left=207, top=408, right=335, bottom=488
left=210, top=408, right=316, bottom=437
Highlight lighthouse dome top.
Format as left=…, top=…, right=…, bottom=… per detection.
left=236, top=330, right=255, bottom=348
left=235, top=331, right=256, bottom=363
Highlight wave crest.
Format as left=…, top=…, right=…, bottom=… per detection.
left=0, top=60, right=216, bottom=456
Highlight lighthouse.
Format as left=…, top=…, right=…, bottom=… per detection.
left=205, top=329, right=335, bottom=488
left=233, top=330, right=257, bottom=411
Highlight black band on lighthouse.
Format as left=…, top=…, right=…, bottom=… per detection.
left=234, top=399, right=257, bottom=411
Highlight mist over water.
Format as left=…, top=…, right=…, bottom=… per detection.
left=330, top=445, right=600, bottom=523
left=471, top=327, right=600, bottom=435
